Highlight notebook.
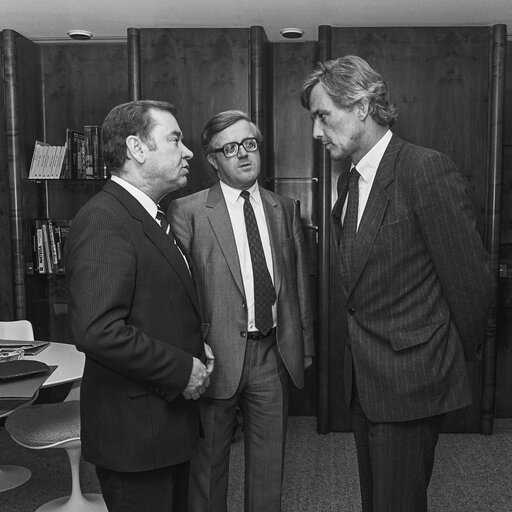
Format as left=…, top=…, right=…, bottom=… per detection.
left=0, top=339, right=50, bottom=355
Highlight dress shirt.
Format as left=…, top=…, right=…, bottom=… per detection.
left=342, top=129, right=393, bottom=229
left=219, top=180, right=276, bottom=332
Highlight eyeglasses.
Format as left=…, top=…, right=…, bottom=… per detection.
left=211, top=137, right=259, bottom=158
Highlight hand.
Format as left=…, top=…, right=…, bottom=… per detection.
left=204, top=342, right=215, bottom=375
left=182, top=357, right=210, bottom=400
left=304, top=355, right=313, bottom=370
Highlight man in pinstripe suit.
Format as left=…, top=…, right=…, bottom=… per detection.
left=67, top=100, right=213, bottom=512
left=300, top=56, right=494, bottom=512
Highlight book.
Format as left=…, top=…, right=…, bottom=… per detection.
left=84, top=125, right=103, bottom=178
left=34, top=220, right=46, bottom=274
left=65, top=129, right=86, bottom=179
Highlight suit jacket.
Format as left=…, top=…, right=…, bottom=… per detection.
left=332, top=135, right=495, bottom=423
left=169, top=181, right=314, bottom=399
left=66, top=180, right=204, bottom=472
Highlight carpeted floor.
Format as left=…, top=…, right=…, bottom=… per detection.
left=2, top=417, right=511, bottom=511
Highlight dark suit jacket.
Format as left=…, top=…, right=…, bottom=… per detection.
left=66, top=180, right=204, bottom=472
left=332, top=135, right=494, bottom=423
left=169, top=182, right=314, bottom=399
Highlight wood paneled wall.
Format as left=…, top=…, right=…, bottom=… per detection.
left=139, top=28, right=250, bottom=202
left=495, top=38, right=512, bottom=418
left=1, top=26, right=507, bottom=430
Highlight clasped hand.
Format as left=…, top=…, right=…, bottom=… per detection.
left=182, top=343, right=215, bottom=400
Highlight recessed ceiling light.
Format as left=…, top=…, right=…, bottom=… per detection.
left=67, top=30, right=93, bottom=40
left=280, top=28, right=304, bottom=39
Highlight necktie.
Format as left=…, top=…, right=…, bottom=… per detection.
left=341, top=168, right=360, bottom=274
left=156, top=207, right=170, bottom=235
left=240, top=190, right=276, bottom=335
left=156, top=206, right=191, bottom=275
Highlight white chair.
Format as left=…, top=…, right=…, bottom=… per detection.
left=0, top=319, right=36, bottom=492
left=6, top=401, right=106, bottom=512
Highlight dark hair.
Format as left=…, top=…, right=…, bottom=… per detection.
left=102, top=100, right=178, bottom=174
left=300, top=55, right=398, bottom=127
left=201, top=110, right=262, bottom=154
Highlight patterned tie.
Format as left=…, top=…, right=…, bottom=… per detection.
left=156, top=206, right=170, bottom=235
left=240, top=190, right=276, bottom=335
left=341, top=168, right=360, bottom=274
left=156, top=206, right=191, bottom=275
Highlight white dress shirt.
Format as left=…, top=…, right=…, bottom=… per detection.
left=342, top=129, right=393, bottom=229
left=220, top=180, right=276, bottom=332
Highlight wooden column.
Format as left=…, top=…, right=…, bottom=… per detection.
left=481, top=23, right=507, bottom=435
left=249, top=26, right=269, bottom=183
left=2, top=30, right=26, bottom=319
left=127, top=28, right=141, bottom=100
left=317, top=25, right=332, bottom=434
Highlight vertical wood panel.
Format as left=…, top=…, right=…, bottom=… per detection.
left=326, top=26, right=493, bottom=433
left=2, top=30, right=44, bottom=321
left=41, top=42, right=128, bottom=144
left=128, top=28, right=141, bottom=101
left=272, top=41, right=318, bottom=415
left=0, top=34, right=15, bottom=319
left=480, top=24, right=506, bottom=434
left=494, top=34, right=512, bottom=419
left=140, top=28, right=249, bottom=200
left=317, top=25, right=333, bottom=434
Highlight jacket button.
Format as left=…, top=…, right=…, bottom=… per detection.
left=348, top=307, right=355, bottom=315
left=242, top=301, right=247, bottom=309
left=240, top=331, right=247, bottom=337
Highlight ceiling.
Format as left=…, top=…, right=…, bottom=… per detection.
left=1, top=0, right=511, bottom=42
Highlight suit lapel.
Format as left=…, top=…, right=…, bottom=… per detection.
left=103, top=180, right=201, bottom=313
left=260, top=188, right=282, bottom=298
left=206, top=182, right=246, bottom=298
left=346, top=135, right=405, bottom=296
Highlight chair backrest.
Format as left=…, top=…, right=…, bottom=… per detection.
left=0, top=320, right=34, bottom=341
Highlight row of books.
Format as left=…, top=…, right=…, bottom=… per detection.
left=28, top=126, right=106, bottom=180
left=28, top=219, right=71, bottom=275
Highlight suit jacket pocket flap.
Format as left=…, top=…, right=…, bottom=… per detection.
left=388, top=321, right=444, bottom=352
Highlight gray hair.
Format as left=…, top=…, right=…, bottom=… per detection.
left=300, top=55, right=398, bottom=127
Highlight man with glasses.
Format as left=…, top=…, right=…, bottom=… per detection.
left=169, top=110, right=314, bottom=512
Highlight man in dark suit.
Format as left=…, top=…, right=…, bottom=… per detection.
left=169, top=110, right=314, bottom=512
left=67, top=100, right=214, bottom=512
left=300, top=56, right=494, bottom=512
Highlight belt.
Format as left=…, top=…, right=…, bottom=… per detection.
left=247, top=327, right=276, bottom=340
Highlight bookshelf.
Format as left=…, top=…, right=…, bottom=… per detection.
left=1, top=29, right=128, bottom=340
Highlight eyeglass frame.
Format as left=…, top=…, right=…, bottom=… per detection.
left=209, top=137, right=260, bottom=158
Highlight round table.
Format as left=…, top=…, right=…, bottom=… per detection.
left=0, top=342, right=84, bottom=492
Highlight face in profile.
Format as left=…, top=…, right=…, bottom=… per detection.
left=308, top=82, right=364, bottom=162
left=143, top=108, right=193, bottom=195
left=207, top=119, right=261, bottom=190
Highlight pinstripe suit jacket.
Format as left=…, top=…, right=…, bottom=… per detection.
left=332, top=135, right=494, bottom=422
left=66, top=180, right=204, bottom=472
left=169, top=181, right=314, bottom=399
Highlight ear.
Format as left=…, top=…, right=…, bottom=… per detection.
left=207, top=153, right=219, bottom=171
left=126, top=135, right=146, bottom=164
left=357, top=98, right=370, bottom=121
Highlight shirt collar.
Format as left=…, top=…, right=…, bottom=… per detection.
left=219, top=179, right=261, bottom=206
left=352, top=129, right=393, bottom=183
left=111, top=174, right=159, bottom=218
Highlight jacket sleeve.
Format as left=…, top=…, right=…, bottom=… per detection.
left=66, top=201, right=193, bottom=396
left=292, top=200, right=315, bottom=357
left=411, top=151, right=495, bottom=360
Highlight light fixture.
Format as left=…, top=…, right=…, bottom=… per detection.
left=67, top=30, right=93, bottom=41
left=280, top=28, right=304, bottom=39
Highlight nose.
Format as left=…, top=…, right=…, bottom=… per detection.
left=181, top=142, right=193, bottom=160
left=237, top=144, right=249, bottom=158
left=312, top=118, right=323, bottom=140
